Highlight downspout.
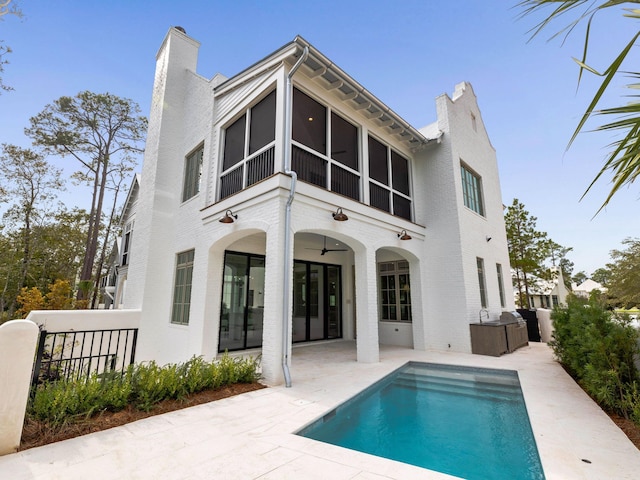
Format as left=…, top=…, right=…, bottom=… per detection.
left=282, top=45, right=308, bottom=388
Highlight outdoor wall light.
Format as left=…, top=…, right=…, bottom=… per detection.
left=219, top=210, right=238, bottom=224
left=486, top=235, right=492, bottom=242
left=398, top=230, right=412, bottom=240
left=332, top=207, right=349, bottom=222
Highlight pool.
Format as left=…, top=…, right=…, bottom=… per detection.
left=297, top=362, right=545, bottom=480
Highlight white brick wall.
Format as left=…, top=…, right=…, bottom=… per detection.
left=127, top=30, right=515, bottom=385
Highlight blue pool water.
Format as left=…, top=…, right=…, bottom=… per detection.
left=298, top=362, right=545, bottom=480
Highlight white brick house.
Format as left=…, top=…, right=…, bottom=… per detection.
left=123, top=27, right=515, bottom=385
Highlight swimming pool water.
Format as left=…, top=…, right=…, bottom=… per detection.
left=298, top=362, right=545, bottom=480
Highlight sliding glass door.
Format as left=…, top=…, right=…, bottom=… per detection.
left=219, top=253, right=341, bottom=351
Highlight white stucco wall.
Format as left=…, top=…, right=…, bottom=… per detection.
left=0, top=320, right=39, bottom=456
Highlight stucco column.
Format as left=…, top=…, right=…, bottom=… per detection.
left=261, top=223, right=289, bottom=385
left=354, top=246, right=379, bottom=363
left=410, top=258, right=426, bottom=351
left=0, top=320, right=39, bottom=456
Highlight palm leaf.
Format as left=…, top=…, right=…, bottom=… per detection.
left=518, top=0, right=640, bottom=212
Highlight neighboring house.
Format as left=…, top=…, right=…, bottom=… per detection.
left=124, top=27, right=516, bottom=385
left=528, top=267, right=571, bottom=309
left=101, top=174, right=140, bottom=309
left=572, top=279, right=606, bottom=299
left=98, top=237, right=120, bottom=309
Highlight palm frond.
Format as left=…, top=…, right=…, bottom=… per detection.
left=518, top=0, right=640, bottom=212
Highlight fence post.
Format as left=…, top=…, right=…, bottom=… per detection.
left=0, top=320, right=39, bottom=456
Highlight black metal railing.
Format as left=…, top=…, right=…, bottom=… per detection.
left=246, top=146, right=274, bottom=187
left=219, top=146, right=275, bottom=200
left=292, top=145, right=327, bottom=188
left=219, top=165, right=244, bottom=200
left=331, top=164, right=360, bottom=200
left=31, top=327, right=138, bottom=386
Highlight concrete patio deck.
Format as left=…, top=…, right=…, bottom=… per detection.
left=2, top=341, right=639, bottom=479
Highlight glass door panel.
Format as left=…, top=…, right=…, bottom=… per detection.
left=293, top=262, right=307, bottom=342
left=327, top=266, right=341, bottom=338
left=246, top=257, right=265, bottom=348
left=309, top=264, right=324, bottom=340
left=219, top=253, right=248, bottom=351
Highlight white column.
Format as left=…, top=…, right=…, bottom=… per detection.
left=354, top=247, right=379, bottom=363
left=261, top=221, right=289, bottom=385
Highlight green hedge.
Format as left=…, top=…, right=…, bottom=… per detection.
left=551, top=294, right=640, bottom=422
left=28, top=353, right=261, bottom=426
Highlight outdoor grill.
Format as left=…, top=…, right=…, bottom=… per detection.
left=499, top=310, right=524, bottom=325
left=470, top=310, right=528, bottom=356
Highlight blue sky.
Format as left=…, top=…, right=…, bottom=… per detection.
left=1, top=0, right=638, bottom=275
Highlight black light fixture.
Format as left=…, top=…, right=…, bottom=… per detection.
left=219, top=210, right=238, bottom=224
left=398, top=229, right=412, bottom=240
left=332, top=207, right=348, bottom=222
left=486, top=235, right=492, bottom=242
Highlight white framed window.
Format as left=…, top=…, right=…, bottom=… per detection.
left=477, top=257, right=487, bottom=308
left=171, top=249, right=195, bottom=325
left=182, top=144, right=204, bottom=202
left=121, top=221, right=134, bottom=266
left=461, top=162, right=485, bottom=216
left=378, top=260, right=412, bottom=322
left=496, top=263, right=506, bottom=308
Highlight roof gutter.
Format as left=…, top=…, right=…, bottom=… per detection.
left=281, top=46, right=308, bottom=388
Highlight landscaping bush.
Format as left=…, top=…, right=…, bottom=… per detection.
left=550, top=294, right=640, bottom=420
left=28, top=353, right=261, bottom=424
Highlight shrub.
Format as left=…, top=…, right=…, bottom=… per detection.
left=550, top=293, right=640, bottom=419
left=28, top=354, right=261, bottom=423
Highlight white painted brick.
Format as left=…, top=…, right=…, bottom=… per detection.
left=123, top=32, right=515, bottom=384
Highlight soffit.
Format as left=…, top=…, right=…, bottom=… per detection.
left=291, top=36, right=434, bottom=152
left=214, top=36, right=438, bottom=152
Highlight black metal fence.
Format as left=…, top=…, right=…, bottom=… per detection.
left=31, top=327, right=138, bottom=386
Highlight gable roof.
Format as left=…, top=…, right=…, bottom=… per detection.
left=215, top=36, right=437, bottom=152
left=120, top=174, right=141, bottom=225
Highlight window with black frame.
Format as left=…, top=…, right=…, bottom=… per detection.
left=292, top=88, right=360, bottom=200
left=368, top=136, right=412, bottom=220
left=219, top=90, right=276, bottom=200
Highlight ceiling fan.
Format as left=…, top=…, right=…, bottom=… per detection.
left=306, top=236, right=348, bottom=256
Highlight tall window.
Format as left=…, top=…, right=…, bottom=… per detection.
left=121, top=222, right=133, bottom=266
left=378, top=260, right=412, bottom=322
left=220, top=90, right=276, bottom=200
left=496, top=263, right=505, bottom=308
left=182, top=145, right=204, bottom=202
left=477, top=257, right=487, bottom=308
left=219, top=252, right=265, bottom=352
left=292, top=88, right=360, bottom=200
left=171, top=249, right=195, bottom=325
left=369, top=136, right=412, bottom=220
left=461, top=162, right=484, bottom=216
